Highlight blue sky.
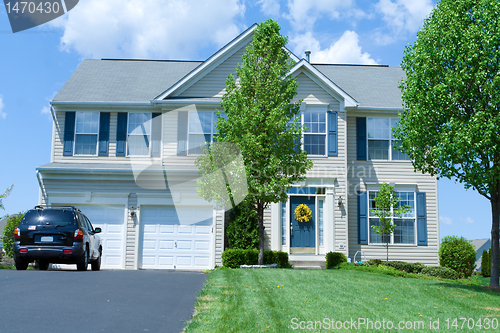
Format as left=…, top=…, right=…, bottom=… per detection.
left=0, top=0, right=492, bottom=241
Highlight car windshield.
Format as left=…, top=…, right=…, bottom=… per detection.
left=22, top=210, right=76, bottom=226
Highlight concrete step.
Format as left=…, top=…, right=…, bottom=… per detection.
left=290, top=260, right=325, bottom=270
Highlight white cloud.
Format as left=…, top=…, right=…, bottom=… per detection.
left=49, top=0, right=245, bottom=59
left=290, top=31, right=377, bottom=65
left=375, top=0, right=434, bottom=44
left=0, top=95, right=6, bottom=119
left=440, top=216, right=453, bottom=226
left=257, top=0, right=280, bottom=16
left=460, top=217, right=474, bottom=224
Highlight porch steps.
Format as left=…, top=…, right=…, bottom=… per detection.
left=290, top=260, right=325, bottom=270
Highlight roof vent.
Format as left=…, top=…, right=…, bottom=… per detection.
left=304, top=50, right=311, bottom=62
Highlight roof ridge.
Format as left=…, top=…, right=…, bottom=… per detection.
left=100, top=58, right=203, bottom=63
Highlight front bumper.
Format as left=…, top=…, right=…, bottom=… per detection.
left=13, top=241, right=85, bottom=264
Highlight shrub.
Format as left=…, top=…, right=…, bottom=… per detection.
left=325, top=252, right=347, bottom=269
left=365, top=259, right=383, bottom=266
left=420, top=266, right=460, bottom=280
left=439, top=235, right=476, bottom=278
left=226, top=200, right=259, bottom=250
left=481, top=248, right=491, bottom=277
left=1, top=213, right=24, bottom=258
left=386, top=261, right=425, bottom=274
left=222, top=249, right=290, bottom=268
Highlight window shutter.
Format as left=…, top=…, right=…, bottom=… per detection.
left=356, top=117, right=367, bottom=160
left=416, top=192, right=428, bottom=245
left=328, top=111, right=338, bottom=156
left=63, top=112, right=76, bottom=156
left=151, top=112, right=162, bottom=157
left=177, top=111, right=188, bottom=156
left=116, top=112, right=128, bottom=157
left=98, top=112, right=110, bottom=156
left=358, top=191, right=368, bottom=244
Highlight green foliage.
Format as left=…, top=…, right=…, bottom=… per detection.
left=420, top=266, right=460, bottom=280
left=365, top=259, right=383, bottom=266
left=395, top=0, right=500, bottom=287
left=325, top=252, right=347, bottom=269
left=196, top=19, right=313, bottom=265
left=386, top=261, right=425, bottom=274
left=222, top=249, right=290, bottom=268
left=226, top=200, right=259, bottom=250
left=439, top=236, right=476, bottom=278
left=0, top=184, right=14, bottom=211
left=2, top=213, right=24, bottom=258
left=481, top=249, right=491, bottom=277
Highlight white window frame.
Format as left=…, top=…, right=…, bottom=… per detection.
left=302, top=111, right=328, bottom=157
left=368, top=190, right=416, bottom=245
left=126, top=112, right=152, bottom=157
left=74, top=111, right=99, bottom=156
left=187, top=111, right=227, bottom=155
left=367, top=117, right=409, bottom=161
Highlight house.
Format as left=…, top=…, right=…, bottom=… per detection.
left=471, top=238, right=491, bottom=271
left=36, top=24, right=439, bottom=270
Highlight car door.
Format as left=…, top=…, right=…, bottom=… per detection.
left=80, top=214, right=97, bottom=259
left=85, top=215, right=101, bottom=259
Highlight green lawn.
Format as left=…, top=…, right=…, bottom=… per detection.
left=185, top=269, right=500, bottom=332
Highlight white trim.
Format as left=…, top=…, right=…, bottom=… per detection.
left=127, top=112, right=152, bottom=157
left=74, top=111, right=100, bottom=156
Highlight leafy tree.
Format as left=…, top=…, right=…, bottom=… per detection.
left=2, top=213, right=24, bottom=258
left=226, top=199, right=259, bottom=250
left=370, top=183, right=411, bottom=266
left=0, top=184, right=14, bottom=212
left=439, top=236, right=476, bottom=278
left=394, top=0, right=500, bottom=287
left=481, top=248, right=491, bottom=277
left=196, top=19, right=312, bottom=265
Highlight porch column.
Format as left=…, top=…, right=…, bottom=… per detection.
left=324, top=187, right=335, bottom=253
left=270, top=202, right=281, bottom=251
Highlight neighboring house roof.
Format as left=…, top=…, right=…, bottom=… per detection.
left=53, top=59, right=202, bottom=103
left=470, top=238, right=491, bottom=271
left=471, top=238, right=490, bottom=252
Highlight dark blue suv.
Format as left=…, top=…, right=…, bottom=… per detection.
left=13, top=205, right=102, bottom=271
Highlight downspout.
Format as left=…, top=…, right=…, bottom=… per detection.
left=36, top=170, right=47, bottom=204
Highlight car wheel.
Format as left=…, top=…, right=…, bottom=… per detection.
left=91, top=248, right=101, bottom=271
left=76, top=246, right=88, bottom=271
left=38, top=260, right=49, bottom=270
left=15, top=258, right=29, bottom=270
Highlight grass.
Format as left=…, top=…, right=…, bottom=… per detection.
left=184, top=269, right=500, bottom=332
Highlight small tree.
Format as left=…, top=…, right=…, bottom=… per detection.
left=370, top=183, right=411, bottom=266
left=481, top=249, right=491, bottom=277
left=0, top=184, right=14, bottom=212
left=226, top=199, right=259, bottom=250
left=439, top=236, right=476, bottom=278
left=2, top=213, right=24, bottom=259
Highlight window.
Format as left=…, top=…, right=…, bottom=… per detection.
left=303, top=113, right=326, bottom=155
left=368, top=191, right=416, bottom=244
left=187, top=111, right=226, bottom=155
left=318, top=199, right=324, bottom=246
left=75, top=112, right=99, bottom=155
left=281, top=202, right=287, bottom=246
left=127, top=113, right=151, bottom=156
left=367, top=118, right=409, bottom=160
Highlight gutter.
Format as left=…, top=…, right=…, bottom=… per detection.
left=345, top=106, right=404, bottom=112
left=50, top=101, right=152, bottom=107
left=36, top=170, right=48, bottom=202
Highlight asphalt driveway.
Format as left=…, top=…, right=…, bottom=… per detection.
left=0, top=269, right=208, bottom=333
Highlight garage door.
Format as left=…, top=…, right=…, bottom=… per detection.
left=140, top=206, right=213, bottom=270
left=78, top=205, right=126, bottom=269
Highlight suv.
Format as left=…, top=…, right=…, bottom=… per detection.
left=13, top=205, right=102, bottom=271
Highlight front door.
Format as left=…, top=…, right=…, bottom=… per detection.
left=290, top=196, right=315, bottom=253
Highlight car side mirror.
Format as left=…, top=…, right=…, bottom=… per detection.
left=94, top=227, right=102, bottom=234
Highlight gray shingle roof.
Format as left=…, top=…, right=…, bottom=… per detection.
left=53, top=59, right=202, bottom=103
left=313, top=64, right=406, bottom=109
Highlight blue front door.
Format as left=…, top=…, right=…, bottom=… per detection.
left=290, top=196, right=315, bottom=249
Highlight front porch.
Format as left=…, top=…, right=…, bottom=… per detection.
left=289, top=254, right=326, bottom=269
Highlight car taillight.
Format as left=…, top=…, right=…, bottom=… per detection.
left=74, top=229, right=84, bottom=241
left=19, top=248, right=28, bottom=253
left=14, top=228, right=20, bottom=239
left=63, top=249, right=73, bottom=254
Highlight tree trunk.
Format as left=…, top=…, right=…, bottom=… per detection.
left=490, top=195, right=500, bottom=287
left=257, top=203, right=265, bottom=265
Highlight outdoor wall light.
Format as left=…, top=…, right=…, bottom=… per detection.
left=129, top=207, right=139, bottom=218
left=338, top=196, right=343, bottom=208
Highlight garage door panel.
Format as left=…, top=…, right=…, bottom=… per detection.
left=177, top=240, right=192, bottom=250
left=159, top=240, right=174, bottom=250
left=143, top=240, right=156, bottom=250
left=160, top=225, right=175, bottom=233
left=196, top=226, right=210, bottom=235
left=194, top=257, right=210, bottom=267
left=159, top=256, right=174, bottom=266
left=195, top=240, right=210, bottom=251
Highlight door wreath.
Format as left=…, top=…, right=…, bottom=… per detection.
left=294, top=204, right=312, bottom=223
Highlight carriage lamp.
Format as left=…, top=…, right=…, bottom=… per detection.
left=129, top=207, right=139, bottom=218
left=338, top=196, right=343, bottom=208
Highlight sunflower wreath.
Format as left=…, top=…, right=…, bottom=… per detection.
left=294, top=204, right=312, bottom=223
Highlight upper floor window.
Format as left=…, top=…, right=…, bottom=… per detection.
left=187, top=111, right=226, bottom=155
left=367, top=118, right=409, bottom=160
left=127, top=113, right=152, bottom=156
left=75, top=112, right=99, bottom=155
left=303, top=113, right=326, bottom=156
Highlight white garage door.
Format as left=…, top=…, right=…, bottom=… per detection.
left=78, top=205, right=126, bottom=269
left=140, top=206, right=213, bottom=270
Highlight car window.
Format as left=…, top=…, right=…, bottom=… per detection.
left=22, top=210, right=76, bottom=226
left=83, top=215, right=94, bottom=232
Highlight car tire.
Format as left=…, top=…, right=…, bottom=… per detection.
left=76, top=246, right=88, bottom=271
left=91, top=248, right=101, bottom=271
left=38, top=260, right=50, bottom=270
left=15, top=258, right=29, bottom=270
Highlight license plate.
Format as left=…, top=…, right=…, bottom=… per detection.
left=40, top=236, right=53, bottom=243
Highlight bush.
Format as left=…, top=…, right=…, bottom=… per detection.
left=365, top=259, right=383, bottom=266
left=2, top=213, right=24, bottom=258
left=420, top=266, right=460, bottom=280
left=439, top=235, right=476, bottom=278
left=325, top=252, right=347, bottom=269
left=481, top=248, right=491, bottom=277
left=222, top=249, right=290, bottom=268
left=386, top=261, right=425, bottom=274
left=226, top=200, right=259, bottom=250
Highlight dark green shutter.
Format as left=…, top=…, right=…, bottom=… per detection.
left=116, top=112, right=128, bottom=157
left=417, top=192, right=428, bottom=245
left=358, top=191, right=368, bottom=244
left=63, top=112, right=75, bottom=156
left=356, top=117, right=367, bottom=160
left=328, top=111, right=338, bottom=156
left=152, top=112, right=162, bottom=157
left=98, top=112, right=110, bottom=156
left=177, top=111, right=188, bottom=156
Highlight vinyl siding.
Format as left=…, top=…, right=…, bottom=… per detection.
left=346, top=115, right=439, bottom=265
left=215, top=209, right=225, bottom=266
left=126, top=193, right=137, bottom=269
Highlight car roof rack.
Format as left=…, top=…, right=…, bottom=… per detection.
left=34, top=205, right=81, bottom=212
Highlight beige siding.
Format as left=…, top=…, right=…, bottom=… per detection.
left=215, top=209, right=225, bottom=266
left=346, top=115, right=439, bottom=265
left=126, top=193, right=137, bottom=269
left=295, top=72, right=341, bottom=110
